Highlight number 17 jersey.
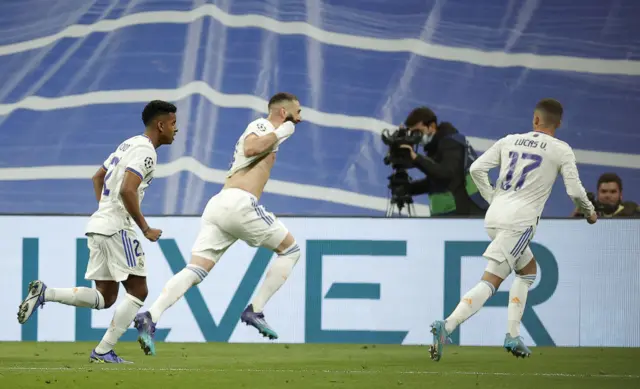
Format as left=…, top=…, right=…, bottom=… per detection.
left=471, top=131, right=594, bottom=229
left=85, top=135, right=157, bottom=236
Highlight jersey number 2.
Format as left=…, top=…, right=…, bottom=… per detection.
left=102, top=156, right=120, bottom=196
left=501, top=152, right=542, bottom=191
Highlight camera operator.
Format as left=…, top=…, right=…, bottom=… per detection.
left=572, top=172, right=640, bottom=218
left=398, top=107, right=487, bottom=217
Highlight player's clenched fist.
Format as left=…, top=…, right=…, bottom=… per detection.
left=587, top=211, right=598, bottom=224
left=144, top=227, right=163, bottom=242
left=274, top=121, right=295, bottom=140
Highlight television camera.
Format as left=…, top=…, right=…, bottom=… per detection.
left=381, top=126, right=423, bottom=217
left=587, top=192, right=617, bottom=216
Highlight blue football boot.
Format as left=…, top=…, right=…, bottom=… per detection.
left=240, top=304, right=278, bottom=340
left=429, top=320, right=450, bottom=362
left=90, top=349, right=133, bottom=364
left=504, top=333, right=532, bottom=358
left=133, top=311, right=157, bottom=356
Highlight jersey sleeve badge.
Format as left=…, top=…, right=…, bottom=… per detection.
left=144, top=156, right=154, bottom=170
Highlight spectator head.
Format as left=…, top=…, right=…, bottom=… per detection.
left=597, top=172, right=623, bottom=206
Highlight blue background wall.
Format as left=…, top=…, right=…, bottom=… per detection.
left=0, top=0, right=638, bottom=216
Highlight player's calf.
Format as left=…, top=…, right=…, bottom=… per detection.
left=508, top=259, right=537, bottom=338
left=444, top=277, right=497, bottom=335
left=17, top=280, right=117, bottom=325
left=147, top=259, right=211, bottom=323
left=93, top=276, right=148, bottom=358
left=250, top=234, right=300, bottom=313
left=137, top=256, right=213, bottom=355
left=242, top=234, right=300, bottom=340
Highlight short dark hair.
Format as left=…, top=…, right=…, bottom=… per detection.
left=535, top=98, right=563, bottom=127
left=268, top=92, right=298, bottom=109
left=598, top=172, right=623, bottom=192
left=404, top=107, right=437, bottom=128
left=142, top=100, right=177, bottom=126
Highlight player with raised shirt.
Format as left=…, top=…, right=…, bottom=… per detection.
left=133, top=92, right=301, bottom=355
left=429, top=98, right=597, bottom=361
left=17, top=100, right=178, bottom=363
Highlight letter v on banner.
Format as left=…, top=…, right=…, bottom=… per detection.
left=158, top=240, right=274, bottom=342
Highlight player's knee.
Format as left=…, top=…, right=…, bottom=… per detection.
left=481, top=271, right=503, bottom=291
left=516, top=272, right=536, bottom=287
left=128, top=284, right=148, bottom=302
left=275, top=233, right=296, bottom=254
left=268, top=241, right=300, bottom=281
left=518, top=256, right=537, bottom=276
left=102, top=293, right=118, bottom=309
left=95, top=282, right=118, bottom=308
left=190, top=254, right=216, bottom=272
left=122, top=275, right=149, bottom=301
left=483, top=258, right=509, bottom=288
left=278, top=239, right=300, bottom=261
left=185, top=262, right=210, bottom=285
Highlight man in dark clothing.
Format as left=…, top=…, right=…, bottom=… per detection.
left=571, top=172, right=640, bottom=218
left=399, top=107, right=486, bottom=216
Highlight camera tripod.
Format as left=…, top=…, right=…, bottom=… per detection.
left=385, top=193, right=417, bottom=217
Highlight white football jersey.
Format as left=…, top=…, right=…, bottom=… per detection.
left=227, top=118, right=281, bottom=178
left=470, top=131, right=594, bottom=229
left=85, top=135, right=157, bottom=235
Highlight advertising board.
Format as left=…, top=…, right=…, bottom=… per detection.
left=1, top=216, right=638, bottom=347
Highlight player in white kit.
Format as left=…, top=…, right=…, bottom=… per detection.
left=17, top=100, right=178, bottom=363
left=133, top=92, right=302, bottom=355
left=429, top=99, right=597, bottom=361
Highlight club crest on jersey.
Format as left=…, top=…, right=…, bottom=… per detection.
left=118, top=143, right=131, bottom=152
left=144, top=157, right=154, bottom=170
left=257, top=123, right=267, bottom=132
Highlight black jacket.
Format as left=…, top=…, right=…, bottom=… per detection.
left=575, top=200, right=640, bottom=218
left=407, top=123, right=485, bottom=216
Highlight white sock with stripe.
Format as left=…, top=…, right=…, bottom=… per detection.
left=508, top=274, right=536, bottom=337
left=445, top=280, right=496, bottom=334
left=44, top=287, right=105, bottom=309
left=95, top=293, right=144, bottom=354
left=251, top=243, right=301, bottom=313
left=148, top=264, right=208, bottom=323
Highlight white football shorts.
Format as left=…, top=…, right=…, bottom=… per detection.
left=191, top=188, right=289, bottom=263
left=483, top=226, right=535, bottom=279
left=85, top=228, right=147, bottom=282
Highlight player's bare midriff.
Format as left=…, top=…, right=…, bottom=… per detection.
left=223, top=152, right=276, bottom=199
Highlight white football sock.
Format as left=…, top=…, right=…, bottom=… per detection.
left=445, top=281, right=495, bottom=334
left=251, top=243, right=301, bottom=313
left=508, top=274, right=536, bottom=337
left=44, top=287, right=105, bottom=309
left=148, top=264, right=207, bottom=323
left=95, top=293, right=144, bottom=354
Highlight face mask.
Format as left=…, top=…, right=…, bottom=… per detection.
left=421, top=133, right=434, bottom=145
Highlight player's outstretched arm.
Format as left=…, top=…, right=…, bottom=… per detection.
left=559, top=148, right=595, bottom=219
left=92, top=166, right=107, bottom=202
left=244, top=122, right=295, bottom=157
left=469, top=139, right=502, bottom=204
